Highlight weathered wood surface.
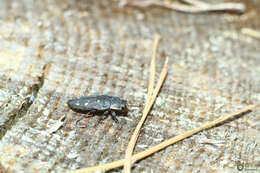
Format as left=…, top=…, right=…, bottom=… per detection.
left=0, top=0, right=260, bottom=172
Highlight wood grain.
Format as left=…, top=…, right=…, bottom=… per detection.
left=0, top=0, right=259, bottom=172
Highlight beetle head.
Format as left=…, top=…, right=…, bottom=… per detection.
left=110, top=99, right=128, bottom=114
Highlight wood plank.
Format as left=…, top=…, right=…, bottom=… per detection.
left=0, top=0, right=259, bottom=172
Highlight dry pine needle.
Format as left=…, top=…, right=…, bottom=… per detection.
left=70, top=105, right=254, bottom=173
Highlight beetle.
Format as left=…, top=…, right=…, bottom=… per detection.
left=67, top=95, right=128, bottom=123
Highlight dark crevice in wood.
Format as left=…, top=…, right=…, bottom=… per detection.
left=0, top=65, right=46, bottom=140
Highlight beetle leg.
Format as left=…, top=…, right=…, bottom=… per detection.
left=75, top=111, right=95, bottom=128
left=75, top=116, right=85, bottom=127
left=98, top=111, right=110, bottom=121
left=111, top=111, right=119, bottom=123
left=104, top=110, right=109, bottom=115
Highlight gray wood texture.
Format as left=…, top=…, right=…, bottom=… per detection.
left=0, top=0, right=259, bottom=172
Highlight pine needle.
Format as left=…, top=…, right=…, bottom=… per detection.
left=70, top=104, right=254, bottom=173
left=122, top=0, right=245, bottom=13
left=124, top=63, right=168, bottom=172
left=145, top=34, right=160, bottom=109
left=124, top=34, right=160, bottom=173
left=242, top=28, right=260, bottom=39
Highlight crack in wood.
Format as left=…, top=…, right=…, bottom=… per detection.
left=0, top=65, right=46, bottom=139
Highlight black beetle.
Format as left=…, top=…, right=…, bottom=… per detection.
left=67, top=95, right=128, bottom=123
